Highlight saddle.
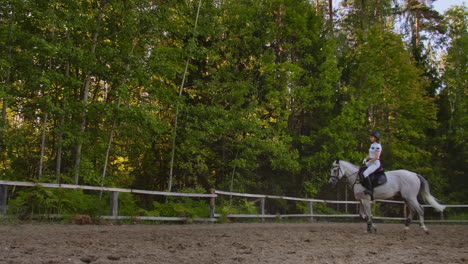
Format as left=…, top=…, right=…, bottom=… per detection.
left=358, top=165, right=387, bottom=189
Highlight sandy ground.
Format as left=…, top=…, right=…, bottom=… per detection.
left=0, top=222, right=467, bottom=264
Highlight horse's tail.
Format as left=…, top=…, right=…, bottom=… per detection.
left=417, top=174, right=446, bottom=212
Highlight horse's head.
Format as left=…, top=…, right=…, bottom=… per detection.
left=328, top=160, right=342, bottom=185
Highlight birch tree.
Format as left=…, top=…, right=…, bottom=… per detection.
left=73, top=0, right=107, bottom=184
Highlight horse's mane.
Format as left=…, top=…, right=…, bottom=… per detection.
left=339, top=160, right=359, bottom=170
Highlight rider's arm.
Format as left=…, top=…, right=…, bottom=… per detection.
left=369, top=151, right=380, bottom=163
left=363, top=155, right=370, bottom=164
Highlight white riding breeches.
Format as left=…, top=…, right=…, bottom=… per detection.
left=363, top=160, right=381, bottom=178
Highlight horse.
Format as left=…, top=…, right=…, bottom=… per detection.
left=328, top=160, right=445, bottom=233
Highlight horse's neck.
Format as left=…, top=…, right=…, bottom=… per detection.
left=342, top=161, right=358, bottom=185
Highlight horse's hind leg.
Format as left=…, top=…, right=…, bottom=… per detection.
left=407, top=198, right=428, bottom=233
left=404, top=203, right=415, bottom=231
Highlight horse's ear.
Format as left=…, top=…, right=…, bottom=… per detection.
left=335, top=159, right=340, bottom=164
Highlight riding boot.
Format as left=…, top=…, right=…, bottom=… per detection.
left=363, top=177, right=373, bottom=197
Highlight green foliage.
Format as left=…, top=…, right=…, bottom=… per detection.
left=0, top=0, right=466, bottom=214
left=8, top=187, right=107, bottom=219
left=58, top=191, right=107, bottom=217
left=147, top=198, right=209, bottom=219
left=145, top=188, right=209, bottom=219
left=8, top=187, right=61, bottom=218
left=116, top=192, right=141, bottom=217
left=435, top=5, right=468, bottom=203
left=296, top=201, right=339, bottom=215
left=216, top=199, right=259, bottom=223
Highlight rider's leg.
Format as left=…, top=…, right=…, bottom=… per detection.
left=363, top=176, right=373, bottom=196
left=363, top=164, right=379, bottom=196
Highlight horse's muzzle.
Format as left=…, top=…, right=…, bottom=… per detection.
left=328, top=177, right=338, bottom=185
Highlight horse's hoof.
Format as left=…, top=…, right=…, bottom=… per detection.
left=421, top=226, right=429, bottom=234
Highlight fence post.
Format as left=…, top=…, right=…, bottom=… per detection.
left=0, top=185, right=7, bottom=214
left=209, top=189, right=216, bottom=220
left=308, top=201, right=313, bottom=222
left=109, top=191, right=119, bottom=218
left=260, top=198, right=265, bottom=222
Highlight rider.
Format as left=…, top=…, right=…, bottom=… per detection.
left=362, top=131, right=382, bottom=196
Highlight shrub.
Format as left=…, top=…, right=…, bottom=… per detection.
left=8, top=187, right=107, bottom=220
left=146, top=188, right=210, bottom=219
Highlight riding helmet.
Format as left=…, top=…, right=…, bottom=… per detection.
left=370, top=131, right=380, bottom=139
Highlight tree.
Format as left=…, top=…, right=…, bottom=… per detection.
left=338, top=24, right=438, bottom=183
left=436, top=5, right=467, bottom=202
left=340, top=0, right=396, bottom=34
left=72, top=0, right=107, bottom=184
left=0, top=0, right=464, bottom=209
left=399, top=0, right=445, bottom=96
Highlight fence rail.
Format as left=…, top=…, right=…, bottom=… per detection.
left=0, top=180, right=467, bottom=223
left=0, top=180, right=216, bottom=198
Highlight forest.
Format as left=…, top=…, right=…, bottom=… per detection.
left=0, top=0, right=466, bottom=217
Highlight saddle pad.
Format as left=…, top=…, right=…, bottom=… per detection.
left=371, top=172, right=387, bottom=186
left=358, top=167, right=387, bottom=188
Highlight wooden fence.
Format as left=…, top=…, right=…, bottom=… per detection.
left=0, top=180, right=467, bottom=223
left=215, top=190, right=468, bottom=223
left=0, top=180, right=216, bottom=222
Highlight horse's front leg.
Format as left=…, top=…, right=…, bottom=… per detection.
left=361, top=198, right=377, bottom=233
left=359, top=200, right=366, bottom=220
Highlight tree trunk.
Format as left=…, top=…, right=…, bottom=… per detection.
left=168, top=0, right=202, bottom=193
left=101, top=38, right=138, bottom=191
left=38, top=112, right=48, bottom=180
left=101, top=102, right=118, bottom=176
left=99, top=98, right=119, bottom=199
left=229, top=150, right=239, bottom=206
left=55, top=57, right=69, bottom=182
left=415, top=8, right=420, bottom=48
left=39, top=10, right=57, bottom=180
left=73, top=0, right=107, bottom=185
left=3, top=17, right=14, bottom=124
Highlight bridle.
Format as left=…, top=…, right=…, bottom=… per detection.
left=330, top=160, right=358, bottom=184
left=329, top=162, right=343, bottom=182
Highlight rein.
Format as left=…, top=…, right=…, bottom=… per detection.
left=332, top=162, right=358, bottom=184
left=330, top=164, right=343, bottom=181
left=351, top=171, right=361, bottom=189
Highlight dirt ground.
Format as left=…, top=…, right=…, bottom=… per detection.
left=0, top=222, right=467, bottom=264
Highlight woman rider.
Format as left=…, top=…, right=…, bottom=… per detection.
left=362, top=131, right=382, bottom=196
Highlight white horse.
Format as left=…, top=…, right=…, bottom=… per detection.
left=329, top=160, right=445, bottom=233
